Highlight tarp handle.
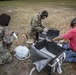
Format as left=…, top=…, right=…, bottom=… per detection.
left=29, top=67, right=35, bottom=75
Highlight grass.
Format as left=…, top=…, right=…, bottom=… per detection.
left=0, top=0, right=76, bottom=8
left=0, top=0, right=76, bottom=34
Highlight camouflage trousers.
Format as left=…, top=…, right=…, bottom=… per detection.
left=27, top=31, right=39, bottom=43
left=0, top=51, right=12, bottom=65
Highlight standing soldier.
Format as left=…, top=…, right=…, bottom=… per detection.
left=27, top=10, right=48, bottom=43
left=0, top=13, right=18, bottom=64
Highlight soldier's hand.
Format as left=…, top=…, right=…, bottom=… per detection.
left=47, top=39, right=52, bottom=42
left=46, top=37, right=52, bottom=42
left=44, top=27, right=49, bottom=32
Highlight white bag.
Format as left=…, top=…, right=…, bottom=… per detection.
left=14, top=45, right=30, bottom=60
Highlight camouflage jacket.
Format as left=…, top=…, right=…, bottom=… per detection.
left=29, top=12, right=44, bottom=33
left=0, top=25, right=16, bottom=64
left=0, top=25, right=15, bottom=52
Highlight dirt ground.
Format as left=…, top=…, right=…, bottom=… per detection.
left=0, top=3, right=76, bottom=75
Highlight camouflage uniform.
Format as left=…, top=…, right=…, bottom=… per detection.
left=0, top=25, right=15, bottom=64
left=28, top=12, right=44, bottom=42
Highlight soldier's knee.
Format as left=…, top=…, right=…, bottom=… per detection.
left=0, top=52, right=13, bottom=65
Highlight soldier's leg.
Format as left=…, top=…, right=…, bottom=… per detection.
left=7, top=53, right=12, bottom=63
left=1, top=51, right=12, bottom=64
left=35, top=32, right=39, bottom=43
left=0, top=58, right=2, bottom=64
left=3, top=41, right=13, bottom=52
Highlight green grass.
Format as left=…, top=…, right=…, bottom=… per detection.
left=0, top=0, right=76, bottom=8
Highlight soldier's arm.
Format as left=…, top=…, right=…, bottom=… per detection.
left=32, top=18, right=44, bottom=32
left=3, top=31, right=18, bottom=44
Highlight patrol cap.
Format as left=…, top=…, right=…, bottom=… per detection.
left=41, top=10, right=48, bottom=17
